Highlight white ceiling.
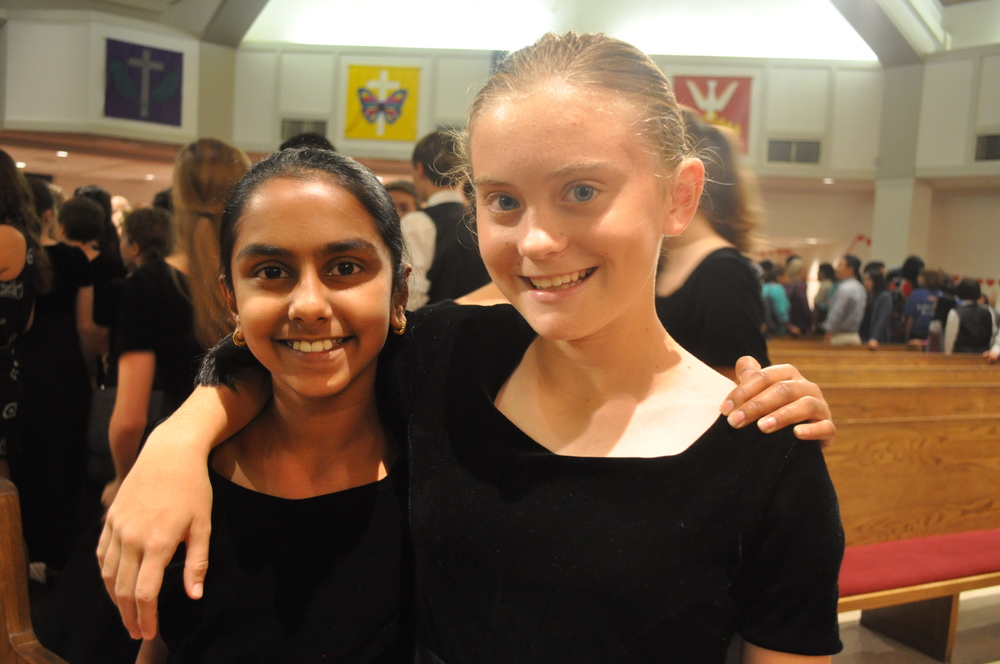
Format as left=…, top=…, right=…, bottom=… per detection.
left=3, top=0, right=999, bottom=203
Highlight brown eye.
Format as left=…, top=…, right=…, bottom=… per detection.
left=331, top=261, right=360, bottom=276
left=258, top=265, right=288, bottom=279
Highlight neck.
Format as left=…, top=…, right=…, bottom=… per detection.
left=656, top=213, right=734, bottom=297
left=216, top=374, right=392, bottom=498
left=64, top=239, right=99, bottom=260
left=530, top=296, right=678, bottom=400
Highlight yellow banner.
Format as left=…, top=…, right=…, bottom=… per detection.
left=345, top=65, right=420, bottom=141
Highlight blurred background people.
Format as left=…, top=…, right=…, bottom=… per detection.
left=655, top=111, right=768, bottom=377
left=0, top=151, right=52, bottom=481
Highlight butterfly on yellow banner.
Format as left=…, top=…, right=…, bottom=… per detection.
left=345, top=65, right=421, bottom=141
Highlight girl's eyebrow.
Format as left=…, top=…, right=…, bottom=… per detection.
left=473, top=161, right=615, bottom=188
left=236, top=238, right=379, bottom=260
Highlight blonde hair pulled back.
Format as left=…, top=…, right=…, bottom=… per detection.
left=172, top=138, right=251, bottom=348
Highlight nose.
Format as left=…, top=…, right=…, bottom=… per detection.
left=517, top=208, right=567, bottom=261
left=288, top=269, right=332, bottom=323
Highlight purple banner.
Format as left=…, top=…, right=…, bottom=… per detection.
left=104, top=39, right=183, bottom=127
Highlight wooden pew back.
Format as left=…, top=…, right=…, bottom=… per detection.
left=823, top=383, right=1000, bottom=419
left=801, top=366, right=1000, bottom=385
left=0, top=478, right=67, bottom=664
left=825, top=415, right=1000, bottom=547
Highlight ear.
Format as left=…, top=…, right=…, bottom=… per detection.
left=390, top=266, right=411, bottom=329
left=219, top=275, right=239, bottom=323
left=662, top=158, right=705, bottom=237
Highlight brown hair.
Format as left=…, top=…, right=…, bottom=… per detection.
left=459, top=32, right=691, bottom=181
left=172, top=138, right=251, bottom=348
left=1, top=152, right=52, bottom=293
left=682, top=110, right=761, bottom=253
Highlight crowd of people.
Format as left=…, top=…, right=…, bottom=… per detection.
left=0, top=28, right=992, bottom=664
left=758, top=252, right=998, bottom=356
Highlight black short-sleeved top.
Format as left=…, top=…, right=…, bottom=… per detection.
left=109, top=258, right=202, bottom=405
left=393, top=304, right=842, bottom=663
left=158, top=466, right=413, bottom=663
left=655, top=247, right=770, bottom=368
left=90, top=252, right=127, bottom=328
left=31, top=243, right=92, bottom=343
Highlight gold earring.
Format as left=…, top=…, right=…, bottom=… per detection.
left=232, top=328, right=247, bottom=346
left=393, top=316, right=407, bottom=336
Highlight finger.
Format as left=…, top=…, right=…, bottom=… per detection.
left=724, top=367, right=819, bottom=425
left=99, top=528, right=122, bottom=602
left=183, top=518, right=212, bottom=601
left=723, top=363, right=779, bottom=417
left=732, top=384, right=828, bottom=433
left=751, top=394, right=830, bottom=434
left=135, top=549, right=171, bottom=640
left=113, top=538, right=144, bottom=639
left=793, top=420, right=836, bottom=447
left=96, top=520, right=113, bottom=569
left=734, top=356, right=763, bottom=382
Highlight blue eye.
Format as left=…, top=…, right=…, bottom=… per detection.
left=570, top=185, right=595, bottom=203
left=487, top=194, right=520, bottom=213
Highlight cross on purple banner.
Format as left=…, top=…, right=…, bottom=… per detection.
left=104, top=38, right=183, bottom=127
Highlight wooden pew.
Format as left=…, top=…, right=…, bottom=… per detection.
left=799, top=365, right=1000, bottom=385
left=822, top=383, right=1000, bottom=419
left=770, top=350, right=987, bottom=367
left=0, top=478, right=67, bottom=663
left=828, top=415, right=1000, bottom=661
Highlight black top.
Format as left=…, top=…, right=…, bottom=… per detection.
left=109, top=258, right=202, bottom=406
left=90, top=252, right=127, bottom=328
left=158, top=466, right=413, bottom=663
left=655, top=248, right=770, bottom=368
left=395, top=305, right=842, bottom=663
left=0, top=239, right=35, bottom=348
left=424, top=202, right=491, bottom=305
left=26, top=242, right=92, bottom=356
left=953, top=303, right=994, bottom=353
left=199, top=304, right=843, bottom=663
left=0, top=237, right=36, bottom=459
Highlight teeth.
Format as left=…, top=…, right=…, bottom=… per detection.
left=288, top=338, right=341, bottom=353
left=530, top=269, right=591, bottom=290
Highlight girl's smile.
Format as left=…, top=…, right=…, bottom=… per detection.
left=226, top=176, right=400, bottom=402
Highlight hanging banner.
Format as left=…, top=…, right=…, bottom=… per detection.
left=344, top=65, right=420, bottom=142
left=104, top=39, right=183, bottom=126
left=673, top=76, right=752, bottom=153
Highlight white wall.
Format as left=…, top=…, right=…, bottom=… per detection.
left=3, top=11, right=200, bottom=144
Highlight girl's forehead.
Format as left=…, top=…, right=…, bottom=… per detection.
left=236, top=176, right=380, bottom=243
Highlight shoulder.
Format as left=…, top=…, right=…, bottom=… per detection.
left=0, top=226, right=27, bottom=276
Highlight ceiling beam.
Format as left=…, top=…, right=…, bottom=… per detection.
left=201, top=0, right=269, bottom=47
left=829, top=0, right=924, bottom=66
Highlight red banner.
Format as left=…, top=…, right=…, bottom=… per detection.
left=674, top=76, right=752, bottom=153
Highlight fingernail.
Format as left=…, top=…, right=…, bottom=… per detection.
left=728, top=410, right=746, bottom=427
left=759, top=416, right=777, bottom=432
left=192, top=583, right=203, bottom=599
left=721, top=399, right=734, bottom=415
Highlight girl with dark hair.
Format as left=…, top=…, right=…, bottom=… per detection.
left=0, top=151, right=51, bottom=480
left=863, top=268, right=892, bottom=349
left=135, top=148, right=411, bottom=662
left=103, top=35, right=840, bottom=664
left=75, top=184, right=125, bottom=268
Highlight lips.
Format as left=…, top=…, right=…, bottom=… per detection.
left=282, top=338, right=347, bottom=353
left=527, top=267, right=596, bottom=290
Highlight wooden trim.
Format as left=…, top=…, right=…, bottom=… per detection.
left=1, top=478, right=68, bottom=664
left=838, top=571, right=1000, bottom=612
